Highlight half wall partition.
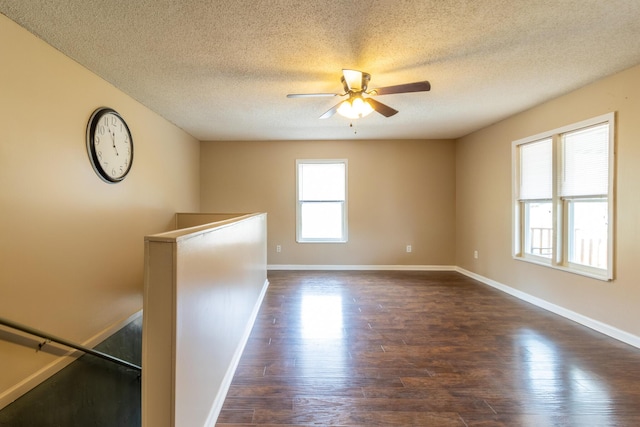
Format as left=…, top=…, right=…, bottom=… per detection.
left=142, top=213, right=268, bottom=427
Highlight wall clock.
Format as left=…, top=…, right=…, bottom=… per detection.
left=86, top=107, right=133, bottom=183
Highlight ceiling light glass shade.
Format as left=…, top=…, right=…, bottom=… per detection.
left=337, top=96, right=374, bottom=119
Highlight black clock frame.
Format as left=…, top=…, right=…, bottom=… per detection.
left=86, top=107, right=134, bottom=183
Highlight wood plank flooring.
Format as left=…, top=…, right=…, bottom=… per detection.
left=217, top=270, right=640, bottom=426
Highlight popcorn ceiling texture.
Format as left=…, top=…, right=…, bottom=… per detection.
left=1, top=0, right=640, bottom=141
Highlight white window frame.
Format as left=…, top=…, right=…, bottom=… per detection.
left=296, top=159, right=348, bottom=243
left=512, top=112, right=615, bottom=281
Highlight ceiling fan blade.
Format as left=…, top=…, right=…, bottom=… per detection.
left=366, top=98, right=398, bottom=117
left=370, top=81, right=431, bottom=96
left=287, top=93, right=339, bottom=98
left=319, top=101, right=342, bottom=119
left=342, top=69, right=363, bottom=91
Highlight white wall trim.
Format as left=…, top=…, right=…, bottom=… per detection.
left=456, top=267, right=640, bottom=349
left=205, top=279, right=270, bottom=426
left=268, top=264, right=457, bottom=271
left=0, top=310, right=143, bottom=410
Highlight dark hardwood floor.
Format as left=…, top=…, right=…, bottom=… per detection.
left=217, top=270, right=640, bottom=426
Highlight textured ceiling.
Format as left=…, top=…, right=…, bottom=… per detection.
left=2, top=0, right=640, bottom=141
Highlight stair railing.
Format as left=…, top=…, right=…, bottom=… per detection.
left=0, top=316, right=141, bottom=372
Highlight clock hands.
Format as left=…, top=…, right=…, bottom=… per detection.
left=108, top=126, right=119, bottom=156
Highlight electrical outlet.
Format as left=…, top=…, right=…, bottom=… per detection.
left=474, top=250, right=479, bottom=259
left=276, top=245, right=281, bottom=253
left=406, top=245, right=412, bottom=253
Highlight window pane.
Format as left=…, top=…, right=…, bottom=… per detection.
left=513, top=114, right=614, bottom=280
left=561, top=124, right=609, bottom=197
left=299, top=163, right=345, bottom=201
left=569, top=200, right=608, bottom=269
left=525, top=201, right=553, bottom=257
left=520, top=138, right=552, bottom=200
left=300, top=202, right=344, bottom=239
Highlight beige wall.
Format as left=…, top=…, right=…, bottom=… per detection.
left=200, top=139, right=456, bottom=266
left=0, top=15, right=200, bottom=403
left=456, top=64, right=640, bottom=337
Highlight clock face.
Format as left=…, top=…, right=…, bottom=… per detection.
left=86, top=108, right=133, bottom=183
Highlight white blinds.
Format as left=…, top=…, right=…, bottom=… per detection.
left=520, top=138, right=552, bottom=200
left=560, top=123, right=609, bottom=197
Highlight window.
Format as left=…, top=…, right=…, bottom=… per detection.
left=296, top=159, right=347, bottom=243
left=513, top=113, right=615, bottom=280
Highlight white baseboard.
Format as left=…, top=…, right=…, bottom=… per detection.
left=455, top=267, right=640, bottom=349
left=0, top=310, right=143, bottom=410
left=205, top=278, right=270, bottom=426
left=268, top=264, right=457, bottom=271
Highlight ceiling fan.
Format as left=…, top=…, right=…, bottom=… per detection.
left=286, top=69, right=431, bottom=119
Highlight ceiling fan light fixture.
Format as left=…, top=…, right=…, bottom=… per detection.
left=288, top=69, right=430, bottom=119
left=337, top=96, right=374, bottom=119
